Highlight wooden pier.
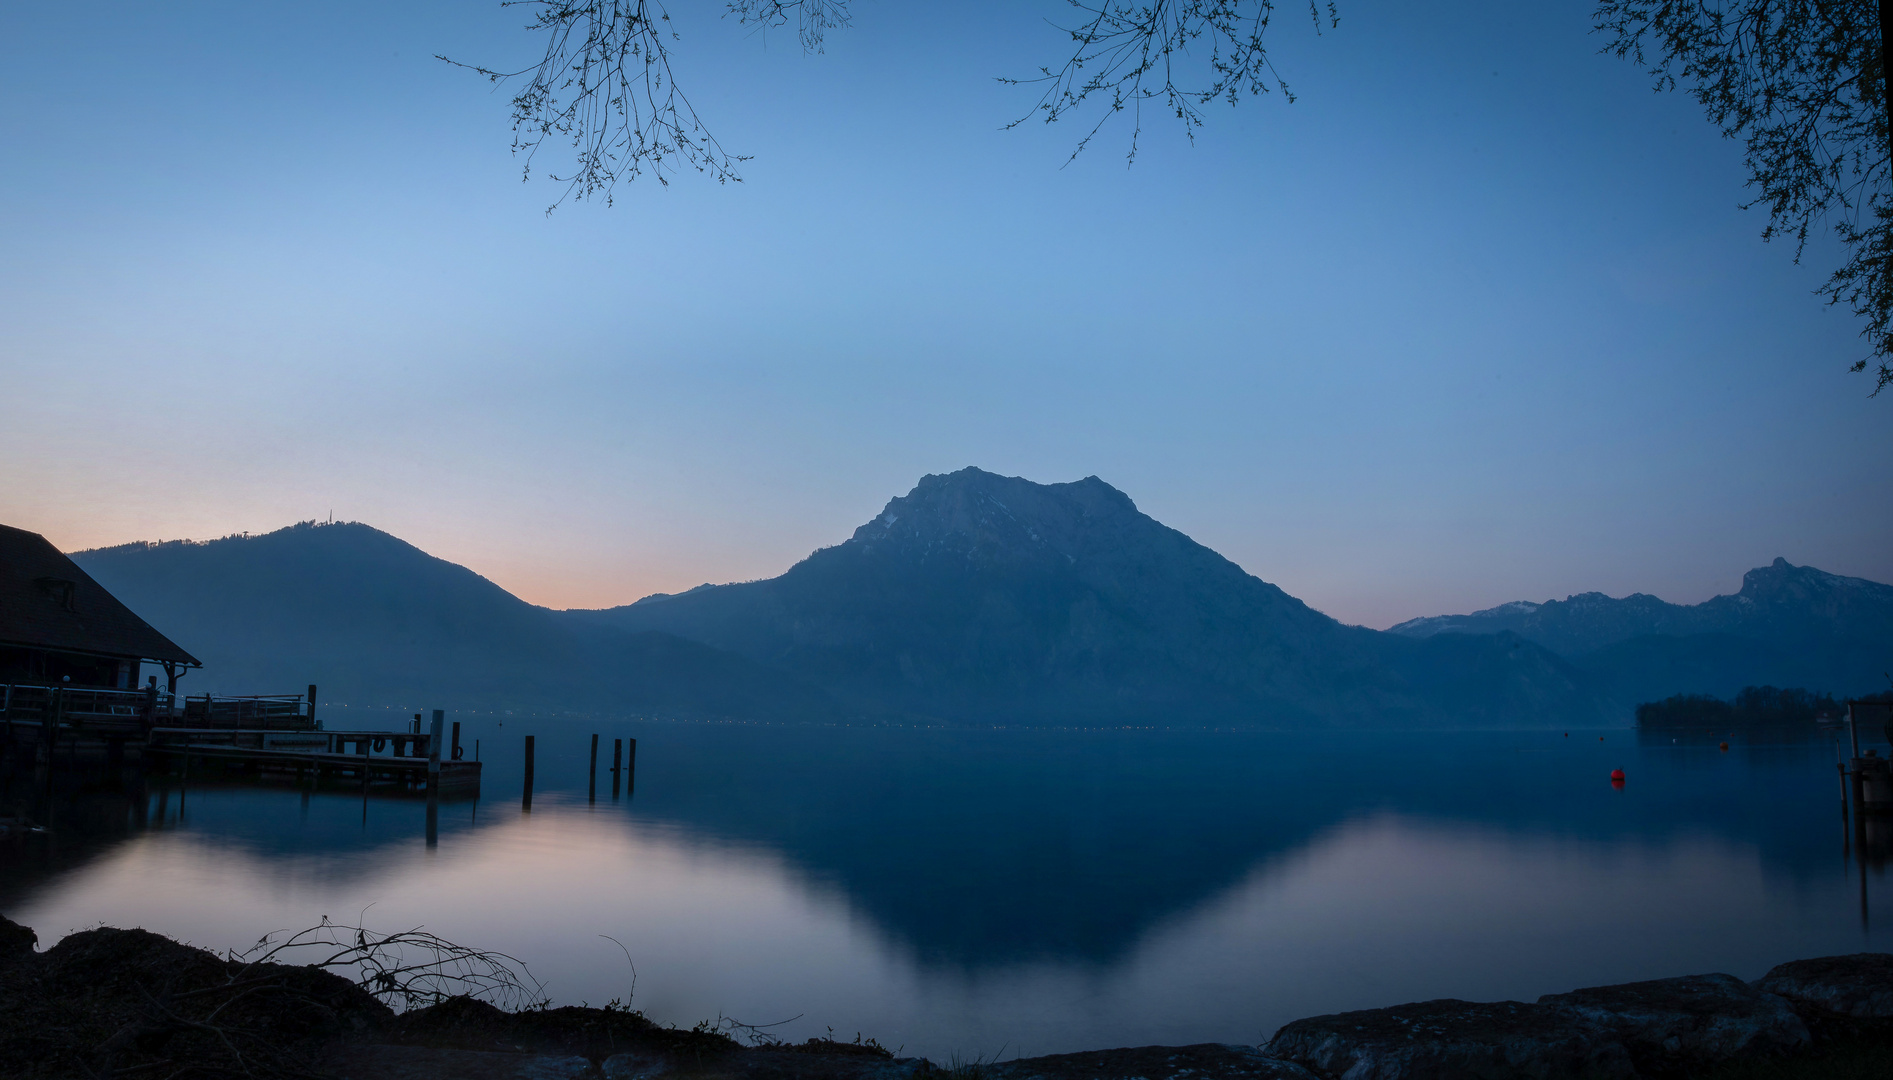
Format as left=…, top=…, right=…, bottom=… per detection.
left=145, top=726, right=482, bottom=797
left=3, top=683, right=483, bottom=798
left=2, top=525, right=484, bottom=805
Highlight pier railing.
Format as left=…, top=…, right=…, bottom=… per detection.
left=1, top=684, right=173, bottom=726
left=179, top=693, right=313, bottom=730
left=0, top=684, right=317, bottom=733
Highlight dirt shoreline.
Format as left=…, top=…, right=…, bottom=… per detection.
left=6, top=915, right=1893, bottom=1080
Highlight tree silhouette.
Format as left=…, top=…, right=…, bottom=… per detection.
left=1598, top=0, right=1893, bottom=392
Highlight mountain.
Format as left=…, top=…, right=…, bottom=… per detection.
left=62, top=469, right=1622, bottom=726
left=58, top=473, right=1884, bottom=722
left=71, top=523, right=839, bottom=721
left=570, top=468, right=1607, bottom=726
left=1388, top=559, right=1893, bottom=703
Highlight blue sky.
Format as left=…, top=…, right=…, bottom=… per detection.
left=2, top=1, right=1887, bottom=627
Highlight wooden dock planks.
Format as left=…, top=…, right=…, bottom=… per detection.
left=145, top=729, right=482, bottom=796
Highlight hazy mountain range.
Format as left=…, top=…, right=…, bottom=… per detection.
left=1389, top=558, right=1893, bottom=706
left=71, top=517, right=839, bottom=722
left=66, top=468, right=1891, bottom=726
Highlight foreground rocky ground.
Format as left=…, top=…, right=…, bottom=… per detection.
left=5, top=916, right=1893, bottom=1080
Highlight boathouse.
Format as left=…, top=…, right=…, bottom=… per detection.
left=0, top=524, right=199, bottom=692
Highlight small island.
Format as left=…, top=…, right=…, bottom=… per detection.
left=1634, top=685, right=1858, bottom=733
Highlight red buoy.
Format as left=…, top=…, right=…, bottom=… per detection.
left=1610, top=768, right=1625, bottom=781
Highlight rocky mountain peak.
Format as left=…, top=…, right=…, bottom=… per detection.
left=1739, top=557, right=1860, bottom=596
left=1726, top=557, right=1893, bottom=618
left=845, top=468, right=1144, bottom=563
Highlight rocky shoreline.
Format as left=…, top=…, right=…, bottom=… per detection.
left=6, top=915, right=1892, bottom=1080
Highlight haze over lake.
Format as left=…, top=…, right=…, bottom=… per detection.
left=7, top=721, right=1884, bottom=1059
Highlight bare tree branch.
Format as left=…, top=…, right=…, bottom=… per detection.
left=448, top=1, right=1333, bottom=202
left=440, top=1, right=757, bottom=212
left=728, top=0, right=852, bottom=52
left=1000, top=1, right=1339, bottom=166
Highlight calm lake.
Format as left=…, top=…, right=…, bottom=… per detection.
left=2, top=720, right=1887, bottom=1060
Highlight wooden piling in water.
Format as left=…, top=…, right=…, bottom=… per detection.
left=522, top=735, right=535, bottom=812
left=611, top=738, right=622, bottom=799
left=451, top=721, right=462, bottom=760
left=426, top=711, right=443, bottom=846
left=626, top=737, right=636, bottom=795
left=1842, top=761, right=1853, bottom=820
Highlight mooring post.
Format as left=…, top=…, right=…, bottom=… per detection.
left=425, top=710, right=443, bottom=849
left=589, top=733, right=599, bottom=803
left=451, top=721, right=462, bottom=760
left=308, top=684, right=319, bottom=730
left=522, top=734, right=535, bottom=812
left=611, top=738, right=622, bottom=800
left=1850, top=702, right=1868, bottom=827
left=428, top=710, right=443, bottom=791
left=626, top=737, right=637, bottom=796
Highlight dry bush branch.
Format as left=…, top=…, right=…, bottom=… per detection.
left=229, top=918, right=544, bottom=1012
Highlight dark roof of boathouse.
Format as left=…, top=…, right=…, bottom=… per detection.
left=0, top=524, right=198, bottom=665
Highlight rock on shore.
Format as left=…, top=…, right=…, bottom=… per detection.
left=983, top=1044, right=1319, bottom=1080
left=1756, top=953, right=1893, bottom=1019
left=1263, top=961, right=1890, bottom=1080
left=1538, top=973, right=1808, bottom=1069
left=1264, top=999, right=1635, bottom=1080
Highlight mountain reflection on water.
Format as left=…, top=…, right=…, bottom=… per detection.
left=2, top=723, right=1887, bottom=1059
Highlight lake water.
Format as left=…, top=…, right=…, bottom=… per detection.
left=2, top=719, right=1888, bottom=1061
